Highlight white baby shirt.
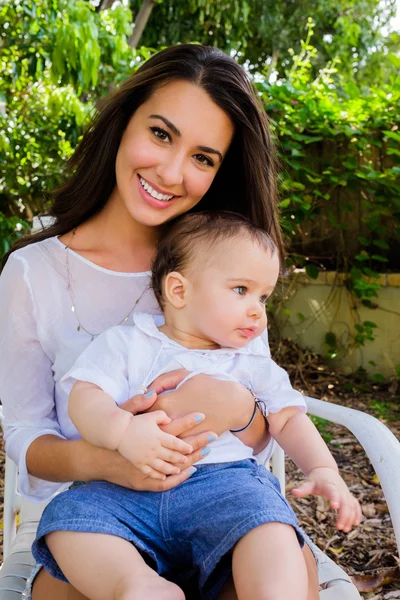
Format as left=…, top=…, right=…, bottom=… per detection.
left=62, top=313, right=307, bottom=466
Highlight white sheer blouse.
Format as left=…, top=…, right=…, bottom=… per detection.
left=0, top=237, right=160, bottom=501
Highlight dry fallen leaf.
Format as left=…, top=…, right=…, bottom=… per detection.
left=351, top=567, right=400, bottom=592
left=316, top=496, right=330, bottom=522
left=362, top=503, right=377, bottom=518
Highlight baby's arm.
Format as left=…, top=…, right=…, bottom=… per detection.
left=268, top=407, right=362, bottom=531
left=69, top=381, right=193, bottom=480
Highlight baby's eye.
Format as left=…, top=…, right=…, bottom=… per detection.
left=260, top=295, right=269, bottom=305
left=150, top=127, right=171, bottom=143
left=194, top=153, right=214, bottom=167
left=233, top=286, right=247, bottom=296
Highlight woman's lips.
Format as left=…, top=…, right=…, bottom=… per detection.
left=137, top=174, right=178, bottom=209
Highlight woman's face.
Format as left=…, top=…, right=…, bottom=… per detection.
left=112, top=80, right=235, bottom=227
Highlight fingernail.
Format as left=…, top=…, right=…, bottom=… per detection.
left=195, top=414, right=205, bottom=423
left=145, top=391, right=155, bottom=398
left=189, top=467, right=197, bottom=476
left=201, top=447, right=211, bottom=456
left=208, top=434, right=217, bottom=442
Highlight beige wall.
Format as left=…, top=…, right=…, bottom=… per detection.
left=275, top=272, right=400, bottom=377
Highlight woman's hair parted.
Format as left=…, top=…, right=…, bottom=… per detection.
left=151, top=211, right=278, bottom=309
left=3, top=44, right=284, bottom=269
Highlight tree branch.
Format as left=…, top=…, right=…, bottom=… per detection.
left=128, top=0, right=157, bottom=49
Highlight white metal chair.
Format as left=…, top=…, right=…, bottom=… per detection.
left=1, top=398, right=399, bottom=599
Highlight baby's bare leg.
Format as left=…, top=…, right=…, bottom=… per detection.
left=46, top=531, right=184, bottom=600
left=218, top=542, right=319, bottom=600
left=31, top=569, right=89, bottom=600
left=232, top=523, right=308, bottom=600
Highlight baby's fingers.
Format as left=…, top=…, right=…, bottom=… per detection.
left=150, top=458, right=181, bottom=476
left=158, top=447, right=189, bottom=466
left=291, top=479, right=316, bottom=498
left=140, top=464, right=167, bottom=481
left=336, top=498, right=356, bottom=531
left=161, top=432, right=193, bottom=455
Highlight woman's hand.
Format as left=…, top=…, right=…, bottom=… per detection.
left=94, top=412, right=216, bottom=491
left=148, top=371, right=261, bottom=437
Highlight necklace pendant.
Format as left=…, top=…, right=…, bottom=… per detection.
left=123, top=316, right=128, bottom=323
left=77, top=325, right=81, bottom=332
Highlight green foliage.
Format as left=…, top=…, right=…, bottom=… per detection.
left=0, top=213, right=29, bottom=256
left=0, top=0, right=148, bottom=229
left=129, top=0, right=398, bottom=83
left=257, top=21, right=400, bottom=354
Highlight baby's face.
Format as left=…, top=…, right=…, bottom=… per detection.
left=184, top=236, right=280, bottom=348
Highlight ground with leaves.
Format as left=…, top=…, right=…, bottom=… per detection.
left=0, top=339, right=399, bottom=597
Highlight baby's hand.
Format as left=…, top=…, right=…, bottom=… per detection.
left=117, top=411, right=194, bottom=481
left=292, top=467, right=362, bottom=532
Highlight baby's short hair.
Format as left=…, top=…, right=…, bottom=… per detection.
left=151, top=211, right=277, bottom=309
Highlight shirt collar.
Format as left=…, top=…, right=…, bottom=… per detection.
left=132, top=312, right=269, bottom=358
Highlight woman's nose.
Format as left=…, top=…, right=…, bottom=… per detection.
left=155, top=153, right=184, bottom=188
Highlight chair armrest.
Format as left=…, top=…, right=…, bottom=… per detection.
left=305, top=396, right=400, bottom=557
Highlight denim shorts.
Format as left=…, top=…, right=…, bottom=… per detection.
left=32, top=459, right=304, bottom=600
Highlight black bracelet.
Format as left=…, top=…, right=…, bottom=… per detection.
left=230, top=392, right=259, bottom=433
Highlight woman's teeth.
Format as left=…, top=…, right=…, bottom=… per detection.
left=139, top=177, right=174, bottom=202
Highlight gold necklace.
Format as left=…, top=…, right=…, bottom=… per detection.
left=64, top=229, right=148, bottom=341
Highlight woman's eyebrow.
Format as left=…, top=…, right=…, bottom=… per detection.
left=150, top=114, right=181, bottom=136
left=149, top=114, right=223, bottom=163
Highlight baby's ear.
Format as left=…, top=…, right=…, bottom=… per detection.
left=164, top=271, right=188, bottom=308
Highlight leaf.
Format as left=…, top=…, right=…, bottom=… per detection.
left=351, top=567, right=400, bottom=592
left=305, top=264, right=319, bottom=279
left=325, top=332, right=337, bottom=347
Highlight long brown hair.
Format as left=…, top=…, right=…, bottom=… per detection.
left=3, top=44, right=283, bottom=268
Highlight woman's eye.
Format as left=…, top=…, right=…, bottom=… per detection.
left=150, top=127, right=171, bottom=143
left=233, top=286, right=247, bottom=296
left=194, top=153, right=214, bottom=167
left=260, top=295, right=269, bottom=305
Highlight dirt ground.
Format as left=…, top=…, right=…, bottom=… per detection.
left=0, top=338, right=399, bottom=598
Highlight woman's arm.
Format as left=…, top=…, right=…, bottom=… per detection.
left=148, top=372, right=270, bottom=451
left=25, top=410, right=214, bottom=492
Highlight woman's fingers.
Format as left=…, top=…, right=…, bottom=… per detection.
left=182, top=431, right=218, bottom=452
left=147, top=369, right=190, bottom=395
left=161, top=412, right=206, bottom=437
left=148, top=467, right=198, bottom=491
left=119, top=390, right=158, bottom=415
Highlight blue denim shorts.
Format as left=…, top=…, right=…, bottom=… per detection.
left=32, top=460, right=304, bottom=599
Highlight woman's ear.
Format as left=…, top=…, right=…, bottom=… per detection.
left=163, top=271, right=188, bottom=308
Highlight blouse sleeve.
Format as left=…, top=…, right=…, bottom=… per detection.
left=61, top=326, right=131, bottom=406
left=251, top=332, right=307, bottom=415
left=0, top=254, right=68, bottom=502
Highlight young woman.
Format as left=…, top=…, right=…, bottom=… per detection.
left=0, top=44, right=348, bottom=599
